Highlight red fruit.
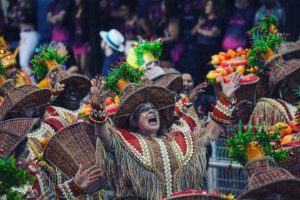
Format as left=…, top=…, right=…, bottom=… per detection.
left=224, top=67, right=234, bottom=74
left=289, top=121, right=300, bottom=132
left=239, top=74, right=259, bottom=84
left=219, top=52, right=231, bottom=60
left=107, top=105, right=119, bottom=115
left=105, top=97, right=113, bottom=106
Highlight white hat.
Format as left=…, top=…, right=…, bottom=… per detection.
left=100, top=29, right=125, bottom=52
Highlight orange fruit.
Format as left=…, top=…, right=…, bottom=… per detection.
left=275, top=122, right=293, bottom=136
left=0, top=76, right=5, bottom=84
left=215, top=67, right=228, bottom=76
left=235, top=66, right=245, bottom=74
left=246, top=141, right=265, bottom=161
left=219, top=52, right=230, bottom=60
left=227, top=49, right=236, bottom=58
left=281, top=135, right=295, bottom=145
left=218, top=54, right=226, bottom=62
left=117, top=79, right=129, bottom=90
left=207, top=71, right=218, bottom=80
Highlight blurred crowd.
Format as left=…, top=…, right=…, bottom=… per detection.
left=0, top=0, right=300, bottom=84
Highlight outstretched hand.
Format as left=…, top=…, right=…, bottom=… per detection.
left=90, top=76, right=105, bottom=104
left=52, top=82, right=65, bottom=94
left=189, top=82, right=208, bottom=102
left=74, top=165, right=104, bottom=194
left=218, top=72, right=241, bottom=99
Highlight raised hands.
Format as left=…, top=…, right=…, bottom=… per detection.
left=189, top=82, right=208, bottom=102
left=90, top=76, right=105, bottom=104
left=218, top=72, right=241, bottom=99
left=74, top=165, right=104, bottom=194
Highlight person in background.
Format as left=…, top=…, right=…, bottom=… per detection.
left=8, top=0, right=39, bottom=84
left=118, top=0, right=151, bottom=44
left=191, top=0, right=222, bottom=85
left=100, top=29, right=125, bottom=76
left=254, top=0, right=286, bottom=31
left=72, top=0, right=91, bottom=77
left=222, top=0, right=255, bottom=50
left=47, top=0, right=71, bottom=44
left=157, top=0, right=183, bottom=68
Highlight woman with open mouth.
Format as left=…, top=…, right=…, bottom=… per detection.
left=85, top=72, right=241, bottom=199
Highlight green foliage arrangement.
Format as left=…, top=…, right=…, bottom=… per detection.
left=226, top=121, right=288, bottom=166
left=0, top=61, right=5, bottom=77
left=0, top=156, right=35, bottom=200
left=294, top=85, right=300, bottom=101
left=134, top=38, right=162, bottom=66
left=31, top=44, right=68, bottom=79
left=104, top=61, right=145, bottom=94
left=247, top=15, right=286, bottom=72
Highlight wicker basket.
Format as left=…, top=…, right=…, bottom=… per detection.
left=43, top=122, right=96, bottom=179
left=244, top=156, right=276, bottom=177
left=162, top=190, right=226, bottom=200
left=214, top=78, right=260, bottom=105
left=255, top=74, right=270, bottom=100
left=239, top=156, right=300, bottom=199
left=279, top=145, right=300, bottom=178
left=264, top=48, right=300, bottom=104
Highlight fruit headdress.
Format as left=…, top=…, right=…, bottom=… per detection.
left=247, top=15, right=286, bottom=72
left=104, top=60, right=145, bottom=94
left=31, top=44, right=68, bottom=79
left=126, top=38, right=162, bottom=69
left=226, top=122, right=288, bottom=166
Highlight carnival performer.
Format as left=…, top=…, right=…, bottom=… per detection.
left=87, top=71, right=241, bottom=199
left=0, top=52, right=92, bottom=198
left=0, top=118, right=102, bottom=200
left=0, top=36, right=31, bottom=86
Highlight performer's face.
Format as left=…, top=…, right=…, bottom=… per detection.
left=134, top=103, right=160, bottom=136
left=182, top=73, right=194, bottom=94
left=61, top=85, right=81, bottom=110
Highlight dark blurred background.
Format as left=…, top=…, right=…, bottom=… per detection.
left=1, top=0, right=300, bottom=84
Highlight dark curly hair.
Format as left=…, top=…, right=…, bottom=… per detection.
left=129, top=102, right=166, bottom=136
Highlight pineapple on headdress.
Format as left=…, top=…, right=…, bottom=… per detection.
left=126, top=37, right=162, bottom=69
left=31, top=43, right=68, bottom=80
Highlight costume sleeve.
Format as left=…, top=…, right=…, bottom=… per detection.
left=55, top=179, right=83, bottom=200
left=174, top=97, right=207, bottom=139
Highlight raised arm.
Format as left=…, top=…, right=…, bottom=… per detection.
left=201, top=73, right=241, bottom=145
left=89, top=77, right=112, bottom=149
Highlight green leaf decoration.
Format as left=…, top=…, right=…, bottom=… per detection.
left=226, top=122, right=288, bottom=166
left=294, top=85, right=300, bottom=100
left=31, top=44, right=68, bottom=79
left=133, top=38, right=162, bottom=66
left=0, top=61, right=6, bottom=78
left=104, top=62, right=145, bottom=94
left=0, top=156, right=35, bottom=199
left=247, top=15, right=286, bottom=71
